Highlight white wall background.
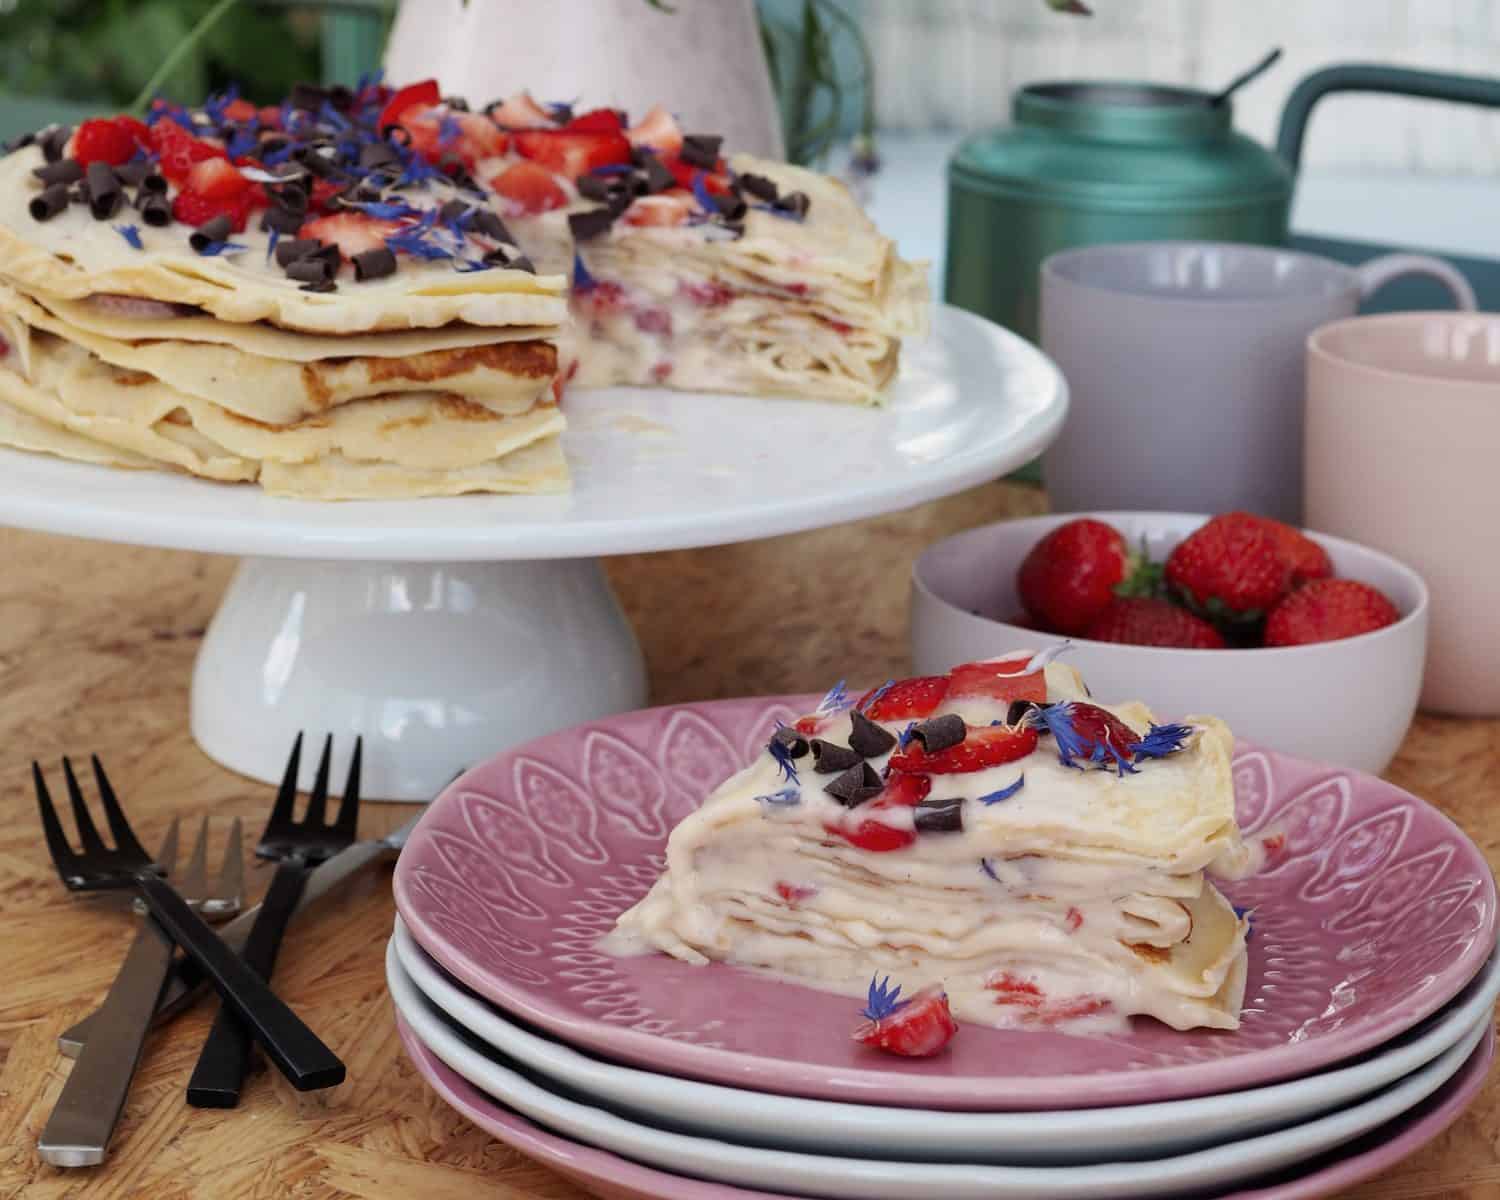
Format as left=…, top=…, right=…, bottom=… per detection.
left=862, top=0, right=1500, bottom=173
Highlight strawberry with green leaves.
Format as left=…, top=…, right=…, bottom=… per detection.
left=1017, top=518, right=1156, bottom=635
left=1165, top=512, right=1292, bottom=628
left=1084, top=596, right=1225, bottom=649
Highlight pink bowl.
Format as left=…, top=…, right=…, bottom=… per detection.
left=911, top=511, right=1428, bottom=773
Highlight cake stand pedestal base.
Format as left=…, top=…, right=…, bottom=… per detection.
left=190, top=556, right=647, bottom=801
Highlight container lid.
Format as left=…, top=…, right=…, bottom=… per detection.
left=1016, top=82, right=1231, bottom=144
left=950, top=80, right=1293, bottom=207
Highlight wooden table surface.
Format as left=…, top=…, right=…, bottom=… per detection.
left=1, top=481, right=1496, bottom=1199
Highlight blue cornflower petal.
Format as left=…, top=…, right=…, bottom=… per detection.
left=861, top=974, right=907, bottom=1022
left=113, top=224, right=143, bottom=250
left=196, top=240, right=248, bottom=257
left=978, top=776, right=1025, bottom=805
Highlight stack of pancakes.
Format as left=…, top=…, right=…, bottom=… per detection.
left=0, top=115, right=570, bottom=499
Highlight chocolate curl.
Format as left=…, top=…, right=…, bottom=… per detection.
left=188, top=214, right=234, bottom=252
left=914, top=796, right=964, bottom=833
left=825, top=762, right=883, bottom=807
left=910, top=714, right=966, bottom=753
left=810, top=740, right=862, bottom=775
left=848, top=710, right=897, bottom=759
left=33, top=159, right=83, bottom=187
left=85, top=162, right=123, bottom=220
left=29, top=182, right=70, bottom=221
left=352, top=247, right=397, bottom=282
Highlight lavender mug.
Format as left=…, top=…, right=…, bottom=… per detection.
left=1039, top=241, right=1475, bottom=522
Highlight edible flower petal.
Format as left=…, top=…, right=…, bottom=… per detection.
left=767, top=736, right=801, bottom=785
left=861, top=974, right=907, bottom=1022
left=978, top=776, right=1025, bottom=805
left=814, top=679, right=851, bottom=717
left=1128, top=722, right=1194, bottom=761
left=755, top=786, right=801, bottom=808
left=113, top=223, right=143, bottom=250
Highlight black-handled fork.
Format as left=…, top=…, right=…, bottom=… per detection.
left=187, top=733, right=361, bottom=1108
left=32, top=756, right=345, bottom=1093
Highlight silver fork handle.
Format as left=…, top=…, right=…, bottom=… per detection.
left=38, top=917, right=175, bottom=1167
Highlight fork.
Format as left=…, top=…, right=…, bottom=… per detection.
left=39, top=816, right=241, bottom=1167
left=32, top=756, right=345, bottom=1092
left=187, top=733, right=361, bottom=1108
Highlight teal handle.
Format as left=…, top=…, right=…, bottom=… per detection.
left=1276, top=64, right=1500, bottom=169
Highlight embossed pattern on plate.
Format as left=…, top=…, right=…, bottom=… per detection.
left=396, top=1017, right=1494, bottom=1200
left=393, top=697, right=1498, bottom=1110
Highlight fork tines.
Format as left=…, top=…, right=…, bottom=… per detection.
left=33, top=757, right=155, bottom=888
left=257, top=733, right=363, bottom=861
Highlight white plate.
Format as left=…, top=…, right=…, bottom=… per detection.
left=386, top=939, right=1488, bottom=1200
left=392, top=919, right=1500, bottom=1165
left=391, top=918, right=1500, bottom=1165
left=0, top=305, right=1066, bottom=561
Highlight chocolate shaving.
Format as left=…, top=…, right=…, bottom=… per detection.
left=289, top=82, right=328, bottom=112
left=29, top=183, right=70, bottom=222
left=810, top=740, right=863, bottom=775
left=825, top=762, right=883, bottom=807
left=327, top=84, right=354, bottom=111
left=189, top=214, right=233, bottom=252
left=576, top=173, right=622, bottom=203
left=114, top=161, right=151, bottom=187
left=641, top=155, right=676, bottom=194
left=911, top=714, right=966, bottom=753
left=4, top=130, right=36, bottom=155
left=439, top=198, right=472, bottom=225
left=848, top=710, right=897, bottom=758
left=33, top=159, right=82, bottom=187
left=713, top=191, right=748, bottom=221
left=506, top=254, right=536, bottom=274
left=261, top=205, right=305, bottom=236
left=1007, top=700, right=1042, bottom=728
left=275, top=237, right=322, bottom=267
left=774, top=191, right=810, bottom=219
left=269, top=183, right=309, bottom=214
left=568, top=208, right=615, bottom=242
left=85, top=162, right=122, bottom=219
left=444, top=95, right=470, bottom=112
left=914, top=796, right=964, bottom=834
left=770, top=726, right=810, bottom=759
left=299, top=279, right=338, bottom=293
left=352, top=246, right=397, bottom=282
left=286, top=257, right=335, bottom=285
left=40, top=126, right=71, bottom=164
left=679, top=134, right=722, bottom=170
left=139, top=172, right=168, bottom=194
left=737, top=173, right=779, bottom=203
left=137, top=193, right=171, bottom=227
left=469, top=209, right=512, bottom=243
left=260, top=135, right=291, bottom=158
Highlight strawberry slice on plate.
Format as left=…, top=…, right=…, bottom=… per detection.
left=404, top=106, right=510, bottom=168
left=567, top=108, right=627, bottom=134
left=853, top=977, right=958, bottom=1058
left=378, top=78, right=441, bottom=131
left=514, top=128, right=632, bottom=178
left=489, top=161, right=567, bottom=214
left=299, top=213, right=400, bottom=263
left=888, top=723, right=1038, bottom=775
left=187, top=157, right=250, bottom=201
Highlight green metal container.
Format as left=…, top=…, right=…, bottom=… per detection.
left=945, top=83, right=1294, bottom=342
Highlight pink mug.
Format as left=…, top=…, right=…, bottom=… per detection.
left=1305, top=313, right=1500, bottom=715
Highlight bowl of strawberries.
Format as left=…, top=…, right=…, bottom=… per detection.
left=911, top=512, right=1428, bottom=773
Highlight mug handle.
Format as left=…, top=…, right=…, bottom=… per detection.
left=1354, top=253, right=1478, bottom=311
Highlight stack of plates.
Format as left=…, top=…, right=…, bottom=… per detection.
left=388, top=697, right=1499, bottom=1200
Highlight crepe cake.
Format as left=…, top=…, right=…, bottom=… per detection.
left=606, top=654, right=1254, bottom=1034
left=0, top=78, right=926, bottom=498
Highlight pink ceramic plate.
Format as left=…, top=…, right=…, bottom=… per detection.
left=392, top=697, right=1497, bottom=1110
left=396, top=1017, right=1494, bottom=1200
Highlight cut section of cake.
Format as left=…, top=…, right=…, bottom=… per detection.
left=0, top=80, right=927, bottom=497
left=607, top=654, right=1253, bottom=1034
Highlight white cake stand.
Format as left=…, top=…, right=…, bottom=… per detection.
left=0, top=305, right=1066, bottom=799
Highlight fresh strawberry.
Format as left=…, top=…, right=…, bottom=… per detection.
left=186, top=157, right=249, bottom=201
left=889, top=723, right=1038, bottom=774
left=489, top=161, right=567, bottom=213
left=623, top=192, right=693, bottom=227
left=626, top=104, right=684, bottom=156
left=856, top=675, right=949, bottom=722
left=1226, top=512, right=1335, bottom=588
left=221, top=98, right=258, bottom=123
left=488, top=91, right=557, bottom=129
left=986, top=972, right=1044, bottom=1007
left=1028, top=701, right=1142, bottom=771
left=567, top=108, right=627, bottom=134
left=298, top=213, right=400, bottom=261
left=945, top=656, right=1047, bottom=706
left=662, top=155, right=729, bottom=192
left=404, top=106, right=510, bottom=168
left=378, top=78, right=441, bottom=131
left=149, top=121, right=224, bottom=184
left=306, top=177, right=346, bottom=215
left=73, top=117, right=141, bottom=166
left=1018, top=518, right=1152, bottom=636
left=824, top=773, right=931, bottom=853
left=1083, top=597, right=1226, bottom=649
left=171, top=189, right=250, bottom=232
left=1165, top=513, right=1293, bottom=626
left=853, top=979, right=958, bottom=1058
left=514, top=128, right=631, bottom=178
left=1263, top=579, right=1399, bottom=647
left=775, top=881, right=817, bottom=904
